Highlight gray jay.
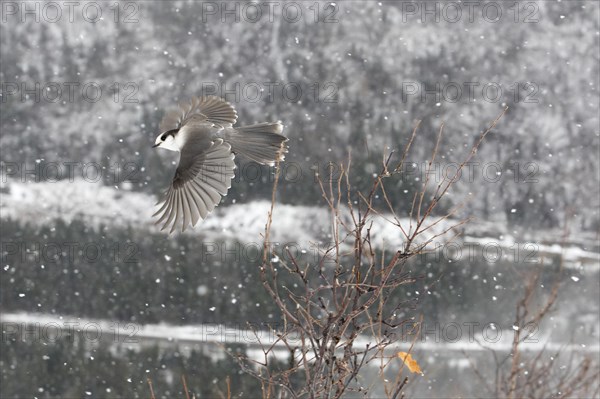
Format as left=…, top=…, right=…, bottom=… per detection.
left=153, top=96, right=288, bottom=233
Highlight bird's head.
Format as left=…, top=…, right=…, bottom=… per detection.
left=153, top=129, right=179, bottom=151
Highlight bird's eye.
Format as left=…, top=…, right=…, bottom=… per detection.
left=160, top=134, right=167, bottom=141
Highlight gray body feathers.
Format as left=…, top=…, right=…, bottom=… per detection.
left=153, top=96, right=288, bottom=233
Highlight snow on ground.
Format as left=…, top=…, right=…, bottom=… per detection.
left=0, top=179, right=456, bottom=251
left=3, top=312, right=598, bottom=363
left=1, top=179, right=598, bottom=266
left=465, top=236, right=600, bottom=270
left=0, top=179, right=157, bottom=229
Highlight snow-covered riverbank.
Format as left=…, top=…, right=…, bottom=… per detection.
left=2, top=179, right=598, bottom=266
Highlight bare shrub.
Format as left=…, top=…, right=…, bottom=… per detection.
left=465, top=252, right=600, bottom=399
left=229, top=108, right=509, bottom=398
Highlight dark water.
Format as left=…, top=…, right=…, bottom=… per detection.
left=2, top=219, right=598, bottom=398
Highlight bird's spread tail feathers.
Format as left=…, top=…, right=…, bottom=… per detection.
left=224, top=123, right=288, bottom=165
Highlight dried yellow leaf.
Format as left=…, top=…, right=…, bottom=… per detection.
left=397, top=352, right=422, bottom=374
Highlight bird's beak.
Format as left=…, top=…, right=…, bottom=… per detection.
left=152, top=143, right=160, bottom=148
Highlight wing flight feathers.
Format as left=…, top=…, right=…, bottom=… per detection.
left=154, top=139, right=236, bottom=233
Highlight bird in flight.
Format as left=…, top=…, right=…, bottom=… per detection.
left=152, top=96, right=288, bottom=233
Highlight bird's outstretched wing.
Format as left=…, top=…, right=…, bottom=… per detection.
left=159, top=96, right=238, bottom=132
left=153, top=138, right=236, bottom=233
